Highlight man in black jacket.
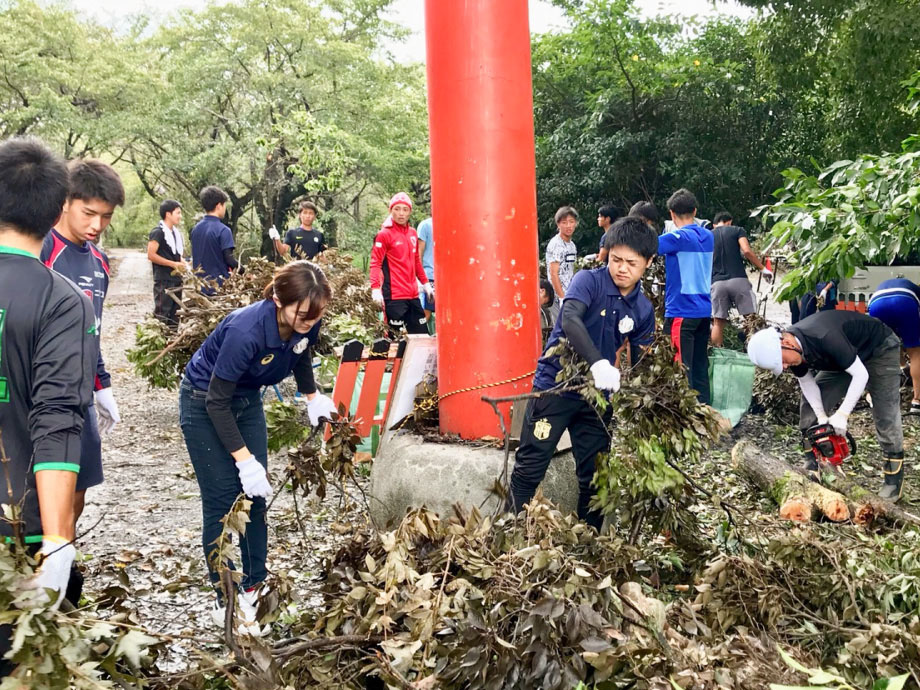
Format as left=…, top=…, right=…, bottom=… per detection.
left=0, top=137, right=97, bottom=672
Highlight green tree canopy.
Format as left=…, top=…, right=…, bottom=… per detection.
left=756, top=71, right=920, bottom=300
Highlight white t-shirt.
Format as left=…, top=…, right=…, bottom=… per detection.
left=546, top=234, right=577, bottom=294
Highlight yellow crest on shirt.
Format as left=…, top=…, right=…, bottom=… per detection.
left=600, top=309, right=606, bottom=316
left=261, top=354, right=275, bottom=365
left=534, top=418, right=552, bottom=441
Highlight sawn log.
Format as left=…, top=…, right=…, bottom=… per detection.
left=731, top=440, right=850, bottom=522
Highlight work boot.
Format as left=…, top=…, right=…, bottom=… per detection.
left=879, top=457, right=905, bottom=502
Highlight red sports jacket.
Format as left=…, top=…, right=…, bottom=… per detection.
left=369, top=217, right=429, bottom=301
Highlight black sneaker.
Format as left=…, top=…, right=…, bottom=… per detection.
left=908, top=401, right=920, bottom=417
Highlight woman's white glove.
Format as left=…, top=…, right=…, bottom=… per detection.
left=306, top=394, right=338, bottom=427
left=31, top=539, right=76, bottom=609
left=236, top=456, right=272, bottom=499
left=94, top=387, right=120, bottom=434
left=589, top=359, right=621, bottom=392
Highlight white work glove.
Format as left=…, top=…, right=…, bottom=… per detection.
left=422, top=282, right=434, bottom=299
left=305, top=394, right=338, bottom=427
left=761, top=267, right=774, bottom=280
left=828, top=411, right=848, bottom=436
left=817, top=414, right=829, bottom=425
left=94, top=387, right=120, bottom=435
left=371, top=288, right=385, bottom=309
left=236, top=456, right=273, bottom=499
left=268, top=226, right=280, bottom=241
left=31, top=539, right=76, bottom=609
left=589, top=359, right=621, bottom=392
left=585, top=253, right=598, bottom=262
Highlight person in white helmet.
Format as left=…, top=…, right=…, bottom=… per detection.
left=748, top=310, right=904, bottom=500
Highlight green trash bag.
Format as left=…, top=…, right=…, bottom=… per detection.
left=708, top=347, right=755, bottom=427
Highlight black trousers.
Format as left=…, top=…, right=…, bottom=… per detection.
left=664, top=316, right=711, bottom=405
left=153, top=279, right=182, bottom=327
left=509, top=395, right=612, bottom=530
left=385, top=298, right=427, bottom=336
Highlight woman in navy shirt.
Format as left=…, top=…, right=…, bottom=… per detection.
left=179, top=260, right=337, bottom=633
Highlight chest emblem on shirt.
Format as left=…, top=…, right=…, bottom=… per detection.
left=293, top=339, right=308, bottom=354
left=533, top=418, right=552, bottom=441
left=619, top=315, right=634, bottom=334
left=261, top=354, right=275, bottom=365
left=600, top=309, right=606, bottom=316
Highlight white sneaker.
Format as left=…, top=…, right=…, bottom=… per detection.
left=209, top=594, right=265, bottom=638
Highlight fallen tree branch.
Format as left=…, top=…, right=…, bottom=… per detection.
left=273, top=633, right=385, bottom=660
left=731, top=441, right=850, bottom=522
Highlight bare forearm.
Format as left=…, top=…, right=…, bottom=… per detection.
left=743, top=250, right=766, bottom=272
left=549, top=265, right=564, bottom=297
left=35, top=470, right=77, bottom=540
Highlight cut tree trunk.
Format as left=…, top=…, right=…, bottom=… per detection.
left=817, top=472, right=920, bottom=527
left=731, top=441, right=850, bottom=522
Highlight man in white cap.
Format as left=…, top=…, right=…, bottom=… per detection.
left=748, top=310, right=905, bottom=500
left=369, top=192, right=432, bottom=335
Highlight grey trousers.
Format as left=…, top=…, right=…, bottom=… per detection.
left=799, top=334, right=904, bottom=458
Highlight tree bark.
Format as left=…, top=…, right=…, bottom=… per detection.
left=731, top=440, right=850, bottom=522
left=817, top=472, right=920, bottom=527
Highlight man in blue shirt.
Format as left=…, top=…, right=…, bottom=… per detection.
left=658, top=188, right=713, bottom=404
left=509, top=217, right=658, bottom=529
left=190, top=185, right=237, bottom=294
left=869, top=277, right=920, bottom=416
left=417, top=216, right=435, bottom=320
left=594, top=204, right=619, bottom=264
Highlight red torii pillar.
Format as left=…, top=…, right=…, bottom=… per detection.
left=425, top=0, right=541, bottom=439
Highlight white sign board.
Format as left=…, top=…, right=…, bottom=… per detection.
left=379, top=335, right=438, bottom=450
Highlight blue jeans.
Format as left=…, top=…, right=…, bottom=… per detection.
left=179, top=380, right=268, bottom=592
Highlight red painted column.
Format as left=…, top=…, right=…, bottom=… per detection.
left=425, top=0, right=541, bottom=439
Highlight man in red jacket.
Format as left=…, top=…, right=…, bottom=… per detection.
left=370, top=192, right=432, bottom=335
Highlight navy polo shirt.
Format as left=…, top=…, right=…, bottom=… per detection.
left=184, top=299, right=320, bottom=391
left=533, top=266, right=655, bottom=393
left=190, top=215, right=235, bottom=288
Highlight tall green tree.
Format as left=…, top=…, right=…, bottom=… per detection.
left=124, top=0, right=428, bottom=254
left=756, top=71, right=920, bottom=300
left=0, top=0, right=144, bottom=158
left=738, top=0, right=920, bottom=161
left=532, top=0, right=782, bottom=250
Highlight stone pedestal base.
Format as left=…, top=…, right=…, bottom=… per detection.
left=368, top=433, right=578, bottom=528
